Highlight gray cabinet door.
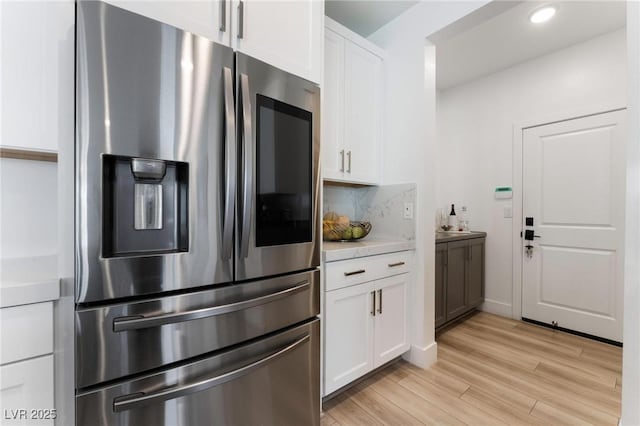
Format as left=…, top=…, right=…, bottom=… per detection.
left=467, top=238, right=485, bottom=308
left=446, top=240, right=468, bottom=320
left=435, top=243, right=447, bottom=328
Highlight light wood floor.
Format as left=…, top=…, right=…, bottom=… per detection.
left=322, top=312, right=622, bottom=426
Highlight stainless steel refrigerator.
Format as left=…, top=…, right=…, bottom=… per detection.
left=66, top=2, right=320, bottom=424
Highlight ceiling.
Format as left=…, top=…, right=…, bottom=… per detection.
left=325, top=0, right=418, bottom=37
left=432, top=1, right=627, bottom=90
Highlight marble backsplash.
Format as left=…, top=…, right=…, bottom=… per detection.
left=323, top=183, right=416, bottom=240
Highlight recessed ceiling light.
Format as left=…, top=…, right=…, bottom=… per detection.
left=530, top=6, right=556, bottom=24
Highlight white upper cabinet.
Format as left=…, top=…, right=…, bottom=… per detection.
left=104, top=0, right=322, bottom=83
left=322, top=18, right=383, bottom=185
left=343, top=42, right=381, bottom=184
left=231, top=0, right=323, bottom=84
left=322, top=29, right=345, bottom=181
left=1, top=1, right=74, bottom=152
left=104, top=1, right=231, bottom=45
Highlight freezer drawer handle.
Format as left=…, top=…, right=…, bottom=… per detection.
left=112, top=281, right=310, bottom=332
left=112, top=333, right=310, bottom=413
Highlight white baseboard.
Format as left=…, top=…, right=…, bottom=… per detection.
left=480, top=299, right=513, bottom=318
left=402, top=341, right=438, bottom=369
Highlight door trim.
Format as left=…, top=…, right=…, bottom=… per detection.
left=511, top=104, right=626, bottom=320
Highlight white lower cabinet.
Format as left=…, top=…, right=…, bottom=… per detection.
left=373, top=275, right=410, bottom=367
left=325, top=281, right=375, bottom=394
left=324, top=273, right=409, bottom=396
left=0, top=355, right=55, bottom=425
left=0, top=299, right=56, bottom=425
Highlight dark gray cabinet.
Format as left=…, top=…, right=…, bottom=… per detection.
left=435, top=234, right=485, bottom=330
left=435, top=244, right=447, bottom=328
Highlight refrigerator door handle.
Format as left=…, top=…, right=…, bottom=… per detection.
left=239, top=73, right=253, bottom=259
left=112, top=333, right=310, bottom=412
left=222, top=67, right=236, bottom=261
left=112, top=280, right=310, bottom=332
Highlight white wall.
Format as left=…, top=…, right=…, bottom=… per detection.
left=368, top=0, right=490, bottom=367
left=436, top=29, right=627, bottom=316
left=622, top=2, right=640, bottom=424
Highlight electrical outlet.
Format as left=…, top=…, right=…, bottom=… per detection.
left=504, top=205, right=513, bottom=218
left=403, top=203, right=414, bottom=219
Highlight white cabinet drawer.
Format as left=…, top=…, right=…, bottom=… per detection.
left=0, top=355, right=54, bottom=425
left=325, top=251, right=412, bottom=292
left=0, top=302, right=53, bottom=365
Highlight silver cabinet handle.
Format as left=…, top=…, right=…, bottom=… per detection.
left=112, top=281, right=310, bottom=332
left=219, top=0, right=226, bottom=32
left=113, top=333, right=310, bottom=412
left=388, top=261, right=405, bottom=268
left=377, top=289, right=382, bottom=314
left=221, top=67, right=236, bottom=261
left=239, top=73, right=253, bottom=258
left=237, top=0, right=244, bottom=39
left=346, top=150, right=352, bottom=173
left=344, top=269, right=365, bottom=277
left=340, top=150, right=345, bottom=172
left=371, top=291, right=376, bottom=316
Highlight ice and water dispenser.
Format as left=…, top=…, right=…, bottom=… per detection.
left=102, top=155, right=189, bottom=257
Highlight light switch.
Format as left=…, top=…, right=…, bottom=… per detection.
left=403, top=203, right=414, bottom=219
left=503, top=206, right=513, bottom=218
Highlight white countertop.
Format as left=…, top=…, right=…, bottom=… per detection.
left=322, top=238, right=416, bottom=262
left=0, top=255, right=60, bottom=308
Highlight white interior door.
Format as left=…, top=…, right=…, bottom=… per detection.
left=522, top=109, right=626, bottom=342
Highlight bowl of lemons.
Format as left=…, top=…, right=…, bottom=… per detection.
left=322, top=212, right=372, bottom=241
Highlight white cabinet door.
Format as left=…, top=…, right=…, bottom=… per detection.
left=103, top=1, right=230, bottom=45
left=0, top=355, right=54, bottom=425
left=0, top=0, right=74, bottom=152
left=373, top=274, right=409, bottom=367
left=322, top=29, right=345, bottom=181
left=343, top=42, right=381, bottom=184
left=0, top=302, right=53, bottom=365
left=232, top=0, right=322, bottom=84
left=324, top=281, right=375, bottom=395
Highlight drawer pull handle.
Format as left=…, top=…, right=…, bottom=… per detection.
left=113, top=281, right=310, bottom=332
left=344, top=269, right=366, bottom=277
left=113, top=334, right=310, bottom=412
left=388, top=261, right=405, bottom=268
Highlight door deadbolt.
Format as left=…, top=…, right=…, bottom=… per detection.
left=524, top=230, right=541, bottom=241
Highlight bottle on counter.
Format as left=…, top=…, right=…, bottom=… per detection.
left=448, top=204, right=456, bottom=228
left=459, top=206, right=469, bottom=231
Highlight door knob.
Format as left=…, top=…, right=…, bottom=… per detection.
left=525, top=244, right=534, bottom=258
